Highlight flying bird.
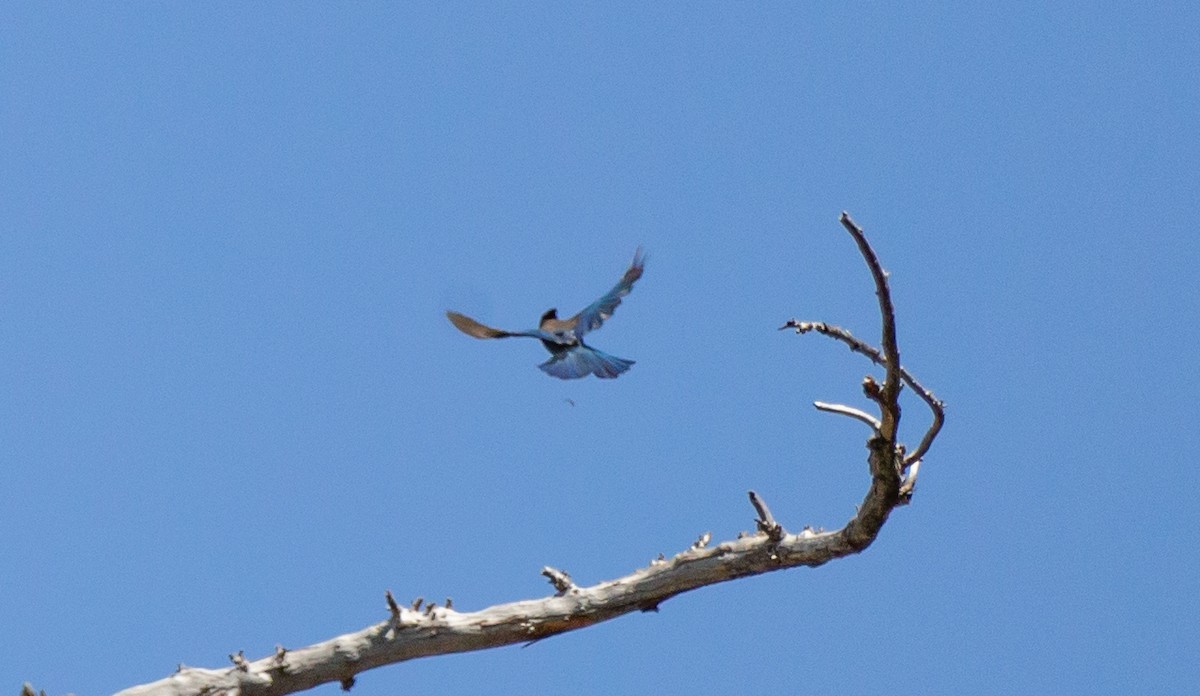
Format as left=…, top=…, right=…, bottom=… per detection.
left=447, top=248, right=646, bottom=379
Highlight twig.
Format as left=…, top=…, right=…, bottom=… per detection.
left=904, top=402, right=943, bottom=469
left=747, top=491, right=784, bottom=541
left=542, top=566, right=576, bottom=594
left=779, top=319, right=943, bottom=468
left=813, top=401, right=882, bottom=432
left=230, top=651, right=248, bottom=672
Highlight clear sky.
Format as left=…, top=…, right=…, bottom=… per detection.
left=3, top=3, right=1197, bottom=694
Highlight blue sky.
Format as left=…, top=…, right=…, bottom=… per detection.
left=3, top=3, right=1198, bottom=694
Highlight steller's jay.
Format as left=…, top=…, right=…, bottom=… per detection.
left=447, top=248, right=645, bottom=379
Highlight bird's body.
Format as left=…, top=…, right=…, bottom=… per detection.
left=446, top=248, right=645, bottom=379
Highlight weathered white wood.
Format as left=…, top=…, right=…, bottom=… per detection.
left=114, top=524, right=876, bottom=696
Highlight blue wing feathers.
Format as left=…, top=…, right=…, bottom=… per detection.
left=571, top=247, right=645, bottom=337
left=447, top=248, right=644, bottom=379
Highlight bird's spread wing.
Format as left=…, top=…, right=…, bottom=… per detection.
left=448, top=311, right=567, bottom=345
left=569, top=247, right=645, bottom=338
left=446, top=311, right=519, bottom=339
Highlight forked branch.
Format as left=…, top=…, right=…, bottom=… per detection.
left=779, top=213, right=943, bottom=468
left=106, top=212, right=943, bottom=696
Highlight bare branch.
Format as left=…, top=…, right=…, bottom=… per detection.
left=780, top=212, right=944, bottom=544
left=748, top=490, right=784, bottom=542
left=230, top=651, right=249, bottom=672
left=777, top=320, right=873, bottom=357
left=541, top=566, right=576, bottom=594
left=904, top=397, right=944, bottom=468
left=839, top=212, right=902, bottom=437
left=778, top=322, right=944, bottom=468
left=779, top=219, right=948, bottom=464
left=116, top=525, right=883, bottom=696
left=813, top=401, right=882, bottom=432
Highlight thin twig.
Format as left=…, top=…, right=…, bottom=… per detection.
left=230, top=651, right=248, bottom=671
left=747, top=491, right=784, bottom=541
left=542, top=567, right=576, bottom=594
left=904, top=402, right=943, bottom=468
left=813, top=401, right=881, bottom=432
left=779, top=319, right=943, bottom=467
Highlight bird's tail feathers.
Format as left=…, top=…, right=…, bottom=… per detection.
left=539, top=345, right=634, bottom=380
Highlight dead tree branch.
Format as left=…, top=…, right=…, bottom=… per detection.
left=105, top=212, right=943, bottom=696
left=779, top=319, right=944, bottom=467
left=780, top=217, right=944, bottom=469
left=813, top=400, right=882, bottom=432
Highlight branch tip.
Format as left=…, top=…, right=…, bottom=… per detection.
left=813, top=401, right=882, bottom=432
left=839, top=212, right=902, bottom=435
left=692, top=531, right=712, bottom=550
left=229, top=651, right=248, bottom=671
left=385, top=590, right=401, bottom=619
left=783, top=312, right=943, bottom=467
left=541, top=566, right=576, bottom=594
left=747, top=490, right=784, bottom=541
